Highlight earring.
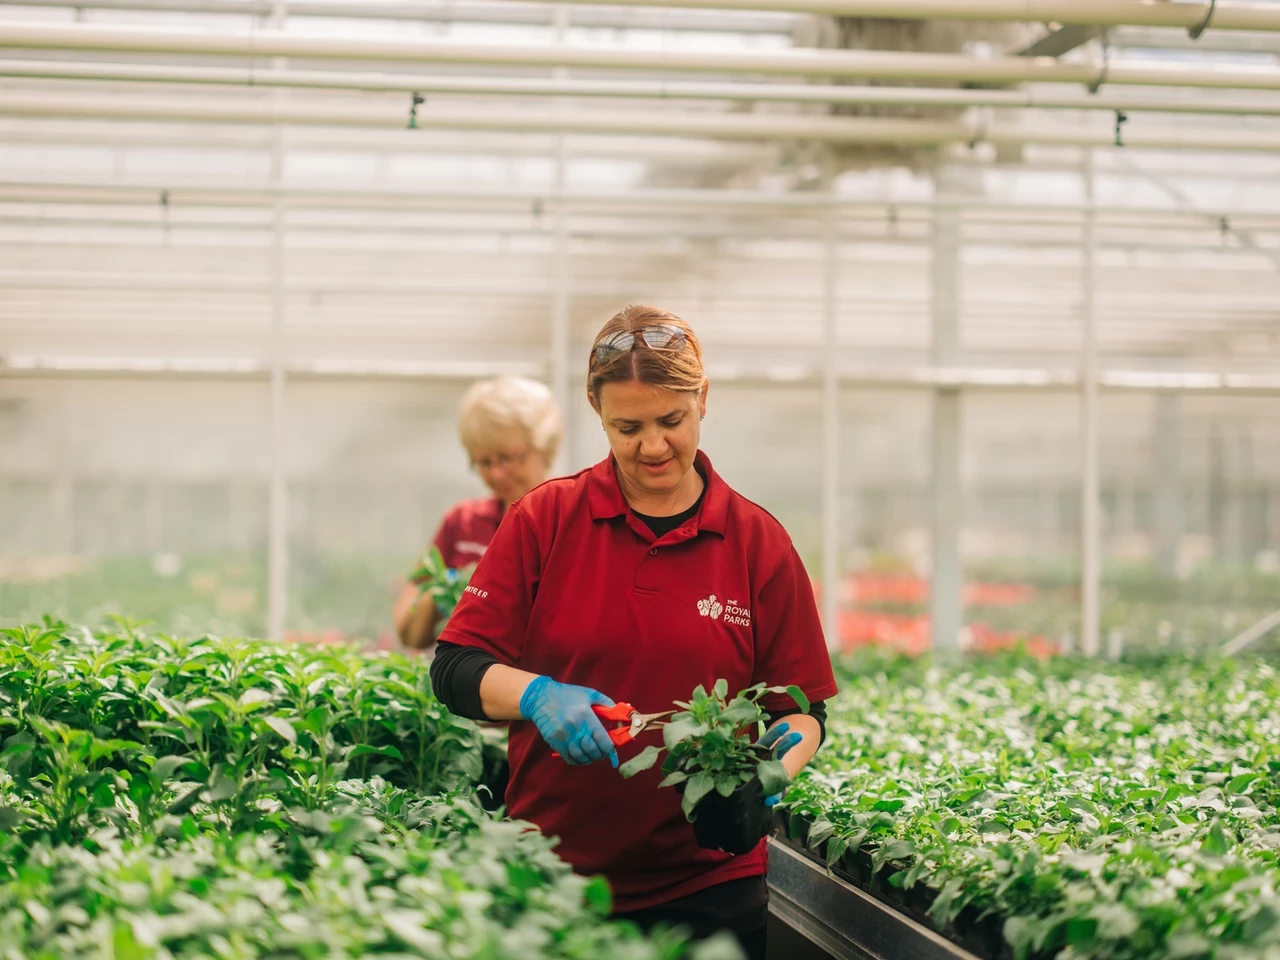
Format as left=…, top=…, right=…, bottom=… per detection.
left=700, top=414, right=705, bottom=421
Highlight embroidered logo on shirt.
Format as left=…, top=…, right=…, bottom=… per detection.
left=696, top=595, right=724, bottom=620
left=722, top=600, right=753, bottom=627
left=455, top=540, right=488, bottom=557
left=699, top=595, right=752, bottom=627
left=464, top=585, right=489, bottom=599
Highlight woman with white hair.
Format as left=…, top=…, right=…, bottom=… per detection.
left=394, top=376, right=564, bottom=650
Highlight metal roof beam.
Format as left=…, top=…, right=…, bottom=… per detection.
left=5, top=21, right=1280, bottom=89
left=10, top=61, right=1280, bottom=117
left=6, top=92, right=1280, bottom=154
left=1, top=0, right=798, bottom=34
left=456, top=0, right=1280, bottom=34
left=4, top=355, right=1278, bottom=394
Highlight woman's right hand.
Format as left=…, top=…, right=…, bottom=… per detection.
left=518, top=676, right=620, bottom=768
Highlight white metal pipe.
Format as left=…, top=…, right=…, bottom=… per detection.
left=7, top=91, right=1280, bottom=153
left=266, top=0, right=288, bottom=644
left=8, top=299, right=1276, bottom=338
left=820, top=175, right=840, bottom=652
left=1151, top=394, right=1182, bottom=577
left=0, top=121, right=780, bottom=163
left=4, top=355, right=1280, bottom=394
left=6, top=225, right=1279, bottom=267
left=6, top=21, right=1280, bottom=89
left=15, top=125, right=1280, bottom=185
left=10, top=59, right=1280, bottom=117
left=10, top=0, right=797, bottom=33
left=929, top=163, right=964, bottom=654
left=7, top=174, right=1280, bottom=224
left=492, top=0, right=1280, bottom=33
left=1080, top=150, right=1101, bottom=659
left=550, top=4, right=572, bottom=474
left=7, top=218, right=1280, bottom=259
left=7, top=266, right=1280, bottom=301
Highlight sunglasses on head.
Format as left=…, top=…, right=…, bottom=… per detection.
left=591, top=324, right=688, bottom=368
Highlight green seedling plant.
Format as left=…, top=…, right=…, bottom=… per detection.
left=782, top=650, right=1280, bottom=960
left=619, top=679, right=809, bottom=820
left=407, top=546, right=472, bottom=622
left=0, top=621, right=490, bottom=849
left=0, top=620, right=740, bottom=960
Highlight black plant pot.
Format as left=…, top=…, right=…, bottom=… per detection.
left=681, top=777, right=774, bottom=856
left=789, top=810, right=815, bottom=846
left=771, top=805, right=790, bottom=837
left=476, top=756, right=509, bottom=812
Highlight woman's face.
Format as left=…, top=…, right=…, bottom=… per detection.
left=594, top=379, right=707, bottom=503
left=467, top=425, right=549, bottom=506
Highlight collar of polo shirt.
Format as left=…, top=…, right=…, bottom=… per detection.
left=586, top=449, right=729, bottom=537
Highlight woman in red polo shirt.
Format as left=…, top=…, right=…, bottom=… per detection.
left=431, top=305, right=837, bottom=959
left=393, top=375, right=564, bottom=650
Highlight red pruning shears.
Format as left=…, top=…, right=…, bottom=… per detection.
left=551, top=703, right=673, bottom=759
left=594, top=703, right=674, bottom=747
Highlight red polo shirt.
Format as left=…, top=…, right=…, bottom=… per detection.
left=428, top=496, right=504, bottom=571
left=440, top=451, right=838, bottom=912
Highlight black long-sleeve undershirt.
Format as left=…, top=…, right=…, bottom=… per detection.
left=430, top=641, right=499, bottom=720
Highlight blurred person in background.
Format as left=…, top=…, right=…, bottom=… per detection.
left=393, top=376, right=564, bottom=651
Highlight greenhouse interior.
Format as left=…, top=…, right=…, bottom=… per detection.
left=2, top=0, right=1280, bottom=958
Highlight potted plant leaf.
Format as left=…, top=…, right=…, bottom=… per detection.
left=406, top=546, right=472, bottom=626
left=407, top=548, right=506, bottom=809
left=619, top=679, right=809, bottom=855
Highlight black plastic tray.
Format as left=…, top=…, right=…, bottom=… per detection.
left=767, top=839, right=980, bottom=960
left=770, top=809, right=1012, bottom=960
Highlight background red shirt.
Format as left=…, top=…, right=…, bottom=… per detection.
left=440, top=451, right=838, bottom=912
left=429, top=496, right=504, bottom=571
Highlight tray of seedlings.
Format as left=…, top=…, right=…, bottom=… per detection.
left=0, top=620, right=734, bottom=960
left=773, top=650, right=1280, bottom=960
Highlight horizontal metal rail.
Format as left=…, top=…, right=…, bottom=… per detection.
left=5, top=0, right=797, bottom=33
left=8, top=59, right=1280, bottom=117
left=6, top=174, right=1280, bottom=223
left=478, top=0, right=1280, bottom=34
left=3, top=355, right=1279, bottom=394
left=768, top=839, right=977, bottom=960
left=4, top=20, right=1280, bottom=90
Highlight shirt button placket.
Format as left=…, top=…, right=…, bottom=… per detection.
left=649, top=548, right=658, bottom=556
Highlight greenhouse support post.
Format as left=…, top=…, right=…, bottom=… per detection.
left=1152, top=395, right=1182, bottom=576
left=929, top=164, right=963, bottom=652
left=266, top=0, right=289, bottom=643
left=821, top=172, right=840, bottom=651
left=1081, top=150, right=1102, bottom=658
left=549, top=4, right=571, bottom=473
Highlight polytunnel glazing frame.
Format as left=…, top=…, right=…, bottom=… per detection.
left=1, top=0, right=1278, bottom=650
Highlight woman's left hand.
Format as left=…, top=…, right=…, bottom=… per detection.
left=759, top=722, right=804, bottom=808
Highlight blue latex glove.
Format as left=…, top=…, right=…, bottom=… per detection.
left=519, top=676, right=619, bottom=768
left=759, top=721, right=804, bottom=807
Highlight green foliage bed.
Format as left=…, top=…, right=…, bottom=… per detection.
left=782, top=651, right=1280, bottom=960
left=0, top=621, right=727, bottom=960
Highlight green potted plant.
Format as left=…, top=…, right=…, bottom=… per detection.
left=406, top=546, right=472, bottom=626
left=619, top=679, right=808, bottom=854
